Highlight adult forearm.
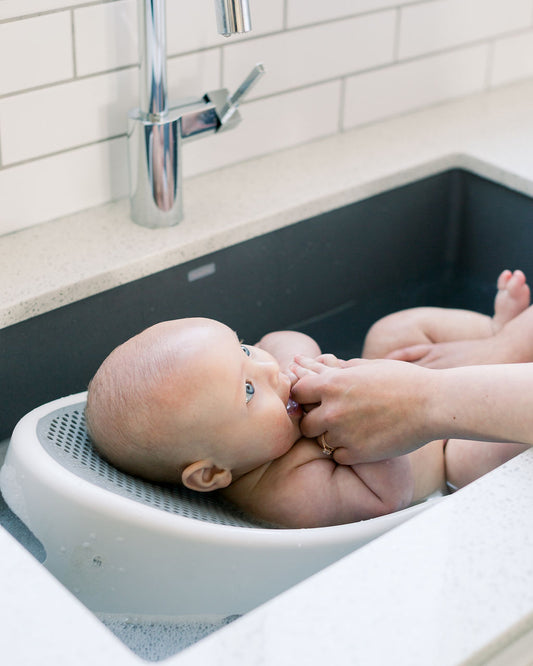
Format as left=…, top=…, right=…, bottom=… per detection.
left=292, top=357, right=533, bottom=463
left=427, top=363, right=533, bottom=446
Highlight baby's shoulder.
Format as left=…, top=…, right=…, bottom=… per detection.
left=220, top=437, right=336, bottom=526
left=236, top=437, right=332, bottom=490
left=264, top=437, right=336, bottom=478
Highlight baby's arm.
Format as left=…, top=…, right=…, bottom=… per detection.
left=225, top=439, right=414, bottom=528
left=245, top=330, right=413, bottom=528
left=255, top=330, right=321, bottom=373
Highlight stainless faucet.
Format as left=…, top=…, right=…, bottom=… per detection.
left=128, top=0, right=264, bottom=228
left=215, top=0, right=251, bottom=36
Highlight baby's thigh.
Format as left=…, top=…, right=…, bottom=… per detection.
left=363, top=307, right=492, bottom=358
left=445, top=438, right=528, bottom=490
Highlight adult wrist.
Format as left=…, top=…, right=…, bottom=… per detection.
left=416, top=367, right=453, bottom=444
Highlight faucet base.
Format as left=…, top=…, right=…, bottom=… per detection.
left=128, top=109, right=183, bottom=228
left=128, top=96, right=225, bottom=228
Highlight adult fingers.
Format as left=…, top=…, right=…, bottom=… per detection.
left=298, top=405, right=327, bottom=439
left=291, top=373, right=325, bottom=411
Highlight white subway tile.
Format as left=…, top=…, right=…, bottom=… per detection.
left=223, top=12, right=396, bottom=99
left=184, top=81, right=341, bottom=177
left=166, top=0, right=284, bottom=56
left=0, top=13, right=73, bottom=95
left=399, top=0, right=533, bottom=60
left=0, top=33, right=221, bottom=167
left=5, top=0, right=533, bottom=233
left=491, top=31, right=533, bottom=87
left=0, top=70, right=137, bottom=164
left=0, top=1, right=86, bottom=20
left=166, top=0, right=222, bottom=54
left=167, top=49, right=221, bottom=100
left=74, top=0, right=138, bottom=76
left=74, top=1, right=260, bottom=80
left=343, top=44, right=488, bottom=129
left=0, top=139, right=128, bottom=234
left=287, top=0, right=400, bottom=27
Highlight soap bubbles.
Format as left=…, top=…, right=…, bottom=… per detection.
left=97, top=613, right=240, bottom=661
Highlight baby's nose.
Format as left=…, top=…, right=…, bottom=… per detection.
left=266, top=359, right=279, bottom=380
left=259, top=357, right=280, bottom=386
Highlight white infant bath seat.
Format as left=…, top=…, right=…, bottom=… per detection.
left=0, top=393, right=441, bottom=617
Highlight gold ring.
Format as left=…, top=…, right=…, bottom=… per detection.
left=318, top=432, right=335, bottom=456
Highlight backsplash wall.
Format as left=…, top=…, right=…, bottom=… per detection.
left=1, top=0, right=533, bottom=235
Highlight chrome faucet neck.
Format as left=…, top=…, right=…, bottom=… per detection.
left=129, top=1, right=260, bottom=228
left=138, top=0, right=168, bottom=118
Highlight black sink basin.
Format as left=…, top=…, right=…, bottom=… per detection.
left=2, top=168, right=533, bottom=439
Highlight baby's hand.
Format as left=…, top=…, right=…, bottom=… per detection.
left=314, top=353, right=347, bottom=368
left=291, top=354, right=348, bottom=376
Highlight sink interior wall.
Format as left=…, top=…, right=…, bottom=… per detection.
left=2, top=169, right=533, bottom=441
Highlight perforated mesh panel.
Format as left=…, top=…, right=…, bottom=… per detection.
left=37, top=403, right=268, bottom=528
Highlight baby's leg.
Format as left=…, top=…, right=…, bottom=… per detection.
left=445, top=438, right=528, bottom=490
left=364, top=270, right=533, bottom=367
left=362, top=307, right=493, bottom=360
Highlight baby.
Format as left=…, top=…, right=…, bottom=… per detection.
left=85, top=269, right=531, bottom=528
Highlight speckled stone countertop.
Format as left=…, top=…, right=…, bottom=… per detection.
left=2, top=79, right=533, bottom=666
left=4, top=78, right=533, bottom=329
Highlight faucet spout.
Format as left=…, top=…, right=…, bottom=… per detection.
left=214, top=0, right=252, bottom=37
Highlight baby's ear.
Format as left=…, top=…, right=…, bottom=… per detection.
left=182, top=460, right=232, bottom=492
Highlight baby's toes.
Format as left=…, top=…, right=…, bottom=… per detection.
left=496, top=269, right=513, bottom=291
left=506, top=269, right=527, bottom=295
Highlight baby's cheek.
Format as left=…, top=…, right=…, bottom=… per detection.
left=285, top=416, right=302, bottom=446
left=272, top=414, right=297, bottom=451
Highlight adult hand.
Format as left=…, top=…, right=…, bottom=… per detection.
left=291, top=356, right=436, bottom=464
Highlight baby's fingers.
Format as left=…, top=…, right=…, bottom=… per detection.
left=315, top=353, right=344, bottom=368
left=289, top=362, right=314, bottom=380
left=292, top=355, right=328, bottom=375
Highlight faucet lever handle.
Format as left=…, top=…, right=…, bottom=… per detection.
left=219, top=63, right=265, bottom=125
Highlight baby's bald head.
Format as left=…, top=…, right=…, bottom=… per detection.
left=86, top=317, right=296, bottom=493
left=85, top=320, right=211, bottom=483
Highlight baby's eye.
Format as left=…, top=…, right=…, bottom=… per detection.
left=245, top=381, right=255, bottom=403
left=241, top=344, right=251, bottom=356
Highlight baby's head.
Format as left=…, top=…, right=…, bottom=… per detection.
left=85, top=318, right=301, bottom=491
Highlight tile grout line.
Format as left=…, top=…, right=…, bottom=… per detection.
left=70, top=8, right=78, bottom=79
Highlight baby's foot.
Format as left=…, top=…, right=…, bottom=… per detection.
left=492, top=269, right=530, bottom=333
left=387, top=269, right=532, bottom=368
